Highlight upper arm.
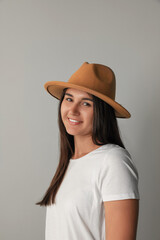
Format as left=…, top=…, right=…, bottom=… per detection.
left=104, top=199, right=139, bottom=240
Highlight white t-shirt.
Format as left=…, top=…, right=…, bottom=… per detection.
left=45, top=143, right=140, bottom=240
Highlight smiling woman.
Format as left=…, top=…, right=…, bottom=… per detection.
left=60, top=88, right=94, bottom=148
left=36, top=62, right=140, bottom=240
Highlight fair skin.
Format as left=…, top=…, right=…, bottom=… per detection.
left=104, top=199, right=139, bottom=240
left=61, top=87, right=139, bottom=239
left=60, top=88, right=100, bottom=158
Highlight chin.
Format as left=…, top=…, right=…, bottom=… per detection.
left=66, top=130, right=79, bottom=136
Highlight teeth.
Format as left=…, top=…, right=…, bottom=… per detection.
left=69, top=118, right=80, bottom=123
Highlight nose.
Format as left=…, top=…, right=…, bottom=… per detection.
left=69, top=103, right=80, bottom=116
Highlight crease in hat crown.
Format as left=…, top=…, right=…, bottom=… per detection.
left=44, top=61, right=131, bottom=118
left=68, top=62, right=116, bottom=100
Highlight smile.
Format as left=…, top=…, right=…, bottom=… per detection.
left=67, top=118, right=82, bottom=125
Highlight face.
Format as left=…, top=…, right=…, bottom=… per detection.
left=60, top=88, right=94, bottom=138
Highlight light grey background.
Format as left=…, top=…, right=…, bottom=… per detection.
left=0, top=0, right=160, bottom=239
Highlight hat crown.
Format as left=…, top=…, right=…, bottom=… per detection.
left=44, top=61, right=131, bottom=118
left=68, top=62, right=116, bottom=100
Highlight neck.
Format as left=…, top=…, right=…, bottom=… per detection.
left=72, top=135, right=101, bottom=159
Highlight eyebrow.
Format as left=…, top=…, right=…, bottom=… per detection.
left=64, top=93, right=93, bottom=102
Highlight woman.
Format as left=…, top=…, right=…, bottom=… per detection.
left=36, top=62, right=140, bottom=240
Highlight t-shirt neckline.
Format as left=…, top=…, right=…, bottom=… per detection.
left=70, top=144, right=106, bottom=161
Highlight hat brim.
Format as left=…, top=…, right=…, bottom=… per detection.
left=44, top=81, right=131, bottom=119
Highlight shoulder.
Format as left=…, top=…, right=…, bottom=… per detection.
left=96, top=144, right=140, bottom=202
left=100, top=144, right=139, bottom=180
left=103, top=144, right=134, bottom=164
left=102, top=143, right=131, bottom=156
left=100, top=144, right=132, bottom=166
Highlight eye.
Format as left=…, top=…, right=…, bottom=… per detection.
left=83, top=102, right=91, bottom=107
left=65, top=97, right=72, bottom=102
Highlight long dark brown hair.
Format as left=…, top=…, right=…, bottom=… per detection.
left=36, top=88, right=126, bottom=206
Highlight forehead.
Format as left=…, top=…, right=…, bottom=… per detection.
left=65, top=88, right=93, bottom=98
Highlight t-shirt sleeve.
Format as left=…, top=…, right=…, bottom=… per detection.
left=97, top=147, right=140, bottom=202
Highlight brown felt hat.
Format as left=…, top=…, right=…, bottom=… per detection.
left=44, top=62, right=131, bottom=118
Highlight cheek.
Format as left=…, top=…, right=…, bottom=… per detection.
left=90, top=113, right=94, bottom=125
left=85, top=109, right=94, bottom=124
left=60, top=103, right=66, bottom=120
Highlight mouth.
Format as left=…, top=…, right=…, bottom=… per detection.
left=67, top=117, right=82, bottom=125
